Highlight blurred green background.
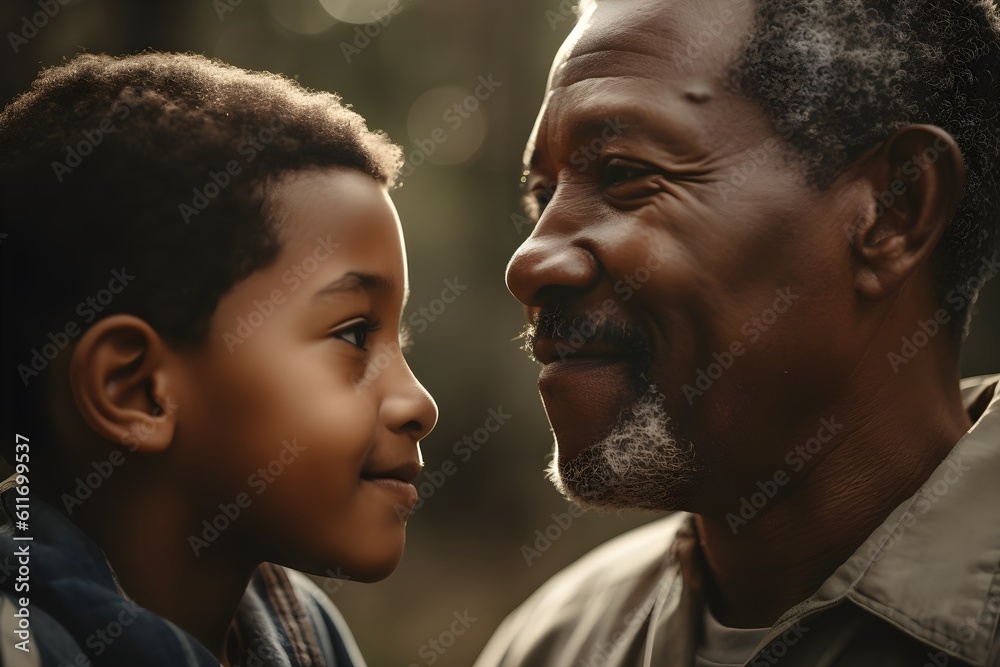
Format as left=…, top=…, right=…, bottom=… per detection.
left=2, top=1, right=999, bottom=665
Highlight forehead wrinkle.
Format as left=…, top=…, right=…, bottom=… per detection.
left=565, top=0, right=686, bottom=54
left=555, top=0, right=754, bottom=89
left=527, top=0, right=754, bottom=174
left=534, top=74, right=717, bottom=173
left=554, top=50, right=681, bottom=90
left=539, top=6, right=670, bottom=104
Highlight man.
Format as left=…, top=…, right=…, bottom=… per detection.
left=476, top=1, right=1000, bottom=665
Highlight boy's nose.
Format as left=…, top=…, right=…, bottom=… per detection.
left=381, top=362, right=438, bottom=442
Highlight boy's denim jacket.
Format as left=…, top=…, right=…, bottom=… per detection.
left=0, top=475, right=366, bottom=667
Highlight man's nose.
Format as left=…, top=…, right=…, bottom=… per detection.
left=506, top=235, right=599, bottom=308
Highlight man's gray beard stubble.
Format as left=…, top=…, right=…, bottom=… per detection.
left=547, top=387, right=698, bottom=512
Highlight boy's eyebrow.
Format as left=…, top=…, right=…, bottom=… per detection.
left=314, top=272, right=409, bottom=308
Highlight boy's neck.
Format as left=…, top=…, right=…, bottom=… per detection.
left=75, top=477, right=256, bottom=664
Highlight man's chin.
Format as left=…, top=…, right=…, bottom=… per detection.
left=545, top=391, right=699, bottom=513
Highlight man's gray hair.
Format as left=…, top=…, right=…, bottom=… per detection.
left=735, top=1, right=1000, bottom=335
left=573, top=0, right=1000, bottom=335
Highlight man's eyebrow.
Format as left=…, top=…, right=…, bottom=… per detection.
left=314, top=272, right=409, bottom=308
left=524, top=146, right=543, bottom=174
left=566, top=113, right=630, bottom=145
left=523, top=109, right=637, bottom=173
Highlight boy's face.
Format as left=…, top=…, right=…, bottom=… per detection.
left=175, top=168, right=437, bottom=581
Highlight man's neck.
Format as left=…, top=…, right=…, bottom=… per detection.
left=694, top=354, right=973, bottom=629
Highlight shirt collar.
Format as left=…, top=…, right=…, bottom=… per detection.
left=769, top=374, right=1000, bottom=665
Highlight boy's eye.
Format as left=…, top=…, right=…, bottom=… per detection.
left=337, top=327, right=367, bottom=349
left=330, top=319, right=376, bottom=350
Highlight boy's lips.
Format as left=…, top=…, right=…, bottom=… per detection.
left=361, top=460, right=422, bottom=511
left=361, top=460, right=422, bottom=484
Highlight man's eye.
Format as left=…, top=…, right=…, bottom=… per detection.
left=330, top=319, right=378, bottom=350
left=535, top=189, right=553, bottom=209
left=601, top=158, right=659, bottom=187
left=526, top=184, right=555, bottom=218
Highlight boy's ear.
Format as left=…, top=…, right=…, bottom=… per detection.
left=850, top=124, right=965, bottom=300
left=69, top=315, right=180, bottom=453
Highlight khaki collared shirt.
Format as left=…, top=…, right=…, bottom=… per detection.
left=475, top=375, right=1000, bottom=667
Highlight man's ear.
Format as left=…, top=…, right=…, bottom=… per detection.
left=69, top=315, right=181, bottom=453
left=850, top=124, right=966, bottom=300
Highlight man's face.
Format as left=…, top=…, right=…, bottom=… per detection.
left=510, top=0, right=867, bottom=514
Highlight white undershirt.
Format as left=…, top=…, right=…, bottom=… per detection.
left=694, top=604, right=770, bottom=667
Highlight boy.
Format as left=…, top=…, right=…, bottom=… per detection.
left=0, top=52, right=437, bottom=666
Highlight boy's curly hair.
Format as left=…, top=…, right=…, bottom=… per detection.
left=0, top=52, right=402, bottom=465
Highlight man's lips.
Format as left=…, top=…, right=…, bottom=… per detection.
left=536, top=357, right=636, bottom=461
left=526, top=312, right=655, bottom=461
left=531, top=337, right=631, bottom=366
